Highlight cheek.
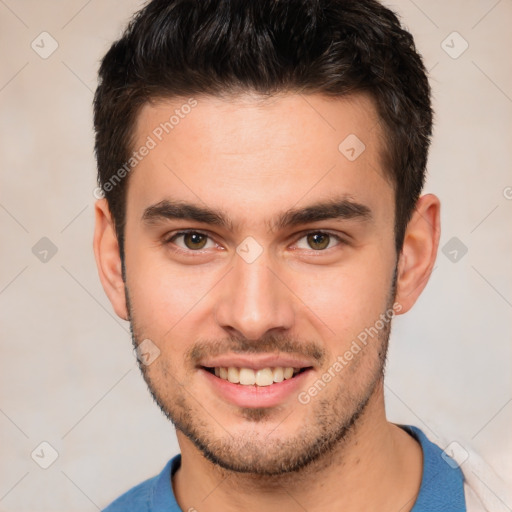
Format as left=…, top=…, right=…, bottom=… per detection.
left=290, top=251, right=395, bottom=341
left=126, top=250, right=218, bottom=340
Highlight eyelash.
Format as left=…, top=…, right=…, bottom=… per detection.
left=163, top=229, right=347, bottom=255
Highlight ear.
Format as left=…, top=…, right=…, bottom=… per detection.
left=93, top=198, right=129, bottom=320
left=395, top=193, right=441, bottom=314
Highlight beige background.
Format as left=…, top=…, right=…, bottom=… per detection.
left=1, top=1, right=511, bottom=510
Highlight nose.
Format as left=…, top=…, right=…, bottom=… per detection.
left=213, top=249, right=295, bottom=341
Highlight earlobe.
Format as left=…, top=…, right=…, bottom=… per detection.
left=93, top=198, right=129, bottom=321
left=395, top=194, right=441, bottom=314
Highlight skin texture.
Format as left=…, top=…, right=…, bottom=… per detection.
left=94, top=92, right=440, bottom=511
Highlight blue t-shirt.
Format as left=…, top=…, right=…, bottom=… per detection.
left=103, top=425, right=466, bottom=511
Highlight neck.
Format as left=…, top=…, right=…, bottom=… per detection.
left=172, top=381, right=423, bottom=512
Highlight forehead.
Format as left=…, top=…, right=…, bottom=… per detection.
left=126, top=92, right=393, bottom=232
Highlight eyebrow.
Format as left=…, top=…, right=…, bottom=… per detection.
left=141, top=196, right=372, bottom=233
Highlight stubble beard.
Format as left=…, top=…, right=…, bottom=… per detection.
left=125, top=281, right=395, bottom=477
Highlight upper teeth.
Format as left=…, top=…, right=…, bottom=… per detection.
left=214, top=367, right=297, bottom=386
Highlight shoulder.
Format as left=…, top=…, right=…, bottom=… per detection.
left=403, top=425, right=511, bottom=512
left=102, top=456, right=180, bottom=512
left=401, top=425, right=466, bottom=511
left=102, top=475, right=155, bottom=512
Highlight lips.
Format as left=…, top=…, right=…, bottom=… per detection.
left=197, top=354, right=315, bottom=407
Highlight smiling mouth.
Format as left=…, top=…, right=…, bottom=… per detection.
left=203, top=366, right=311, bottom=386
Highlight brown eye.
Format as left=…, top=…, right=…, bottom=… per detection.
left=294, top=231, right=343, bottom=251
left=182, top=232, right=208, bottom=250
left=307, top=233, right=330, bottom=250
left=166, top=231, right=214, bottom=251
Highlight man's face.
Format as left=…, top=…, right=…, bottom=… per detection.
left=123, top=92, right=398, bottom=474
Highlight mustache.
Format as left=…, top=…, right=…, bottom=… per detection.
left=186, top=334, right=326, bottom=367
